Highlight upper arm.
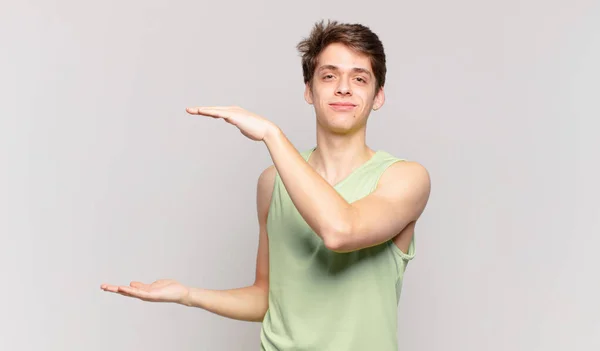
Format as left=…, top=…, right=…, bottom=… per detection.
left=253, top=165, right=276, bottom=291
left=331, top=161, right=431, bottom=253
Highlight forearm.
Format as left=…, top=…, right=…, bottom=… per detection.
left=263, top=127, right=353, bottom=246
left=181, top=284, right=269, bottom=322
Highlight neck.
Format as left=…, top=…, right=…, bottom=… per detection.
left=309, top=127, right=376, bottom=186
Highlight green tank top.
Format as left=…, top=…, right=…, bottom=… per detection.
left=259, top=147, right=416, bottom=351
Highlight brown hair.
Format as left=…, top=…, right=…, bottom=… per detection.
left=296, top=20, right=387, bottom=92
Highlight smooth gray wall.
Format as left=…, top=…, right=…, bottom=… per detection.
left=2, top=0, right=599, bottom=350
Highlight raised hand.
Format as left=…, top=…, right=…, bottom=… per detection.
left=100, top=279, right=190, bottom=304
left=186, top=106, right=278, bottom=141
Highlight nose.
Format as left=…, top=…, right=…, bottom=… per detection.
left=335, top=78, right=352, bottom=96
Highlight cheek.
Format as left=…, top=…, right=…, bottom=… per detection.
left=315, top=95, right=328, bottom=109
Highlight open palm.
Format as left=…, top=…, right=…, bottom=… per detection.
left=101, top=279, right=189, bottom=304
left=185, top=106, right=277, bottom=141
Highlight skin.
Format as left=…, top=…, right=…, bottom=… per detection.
left=100, top=42, right=431, bottom=322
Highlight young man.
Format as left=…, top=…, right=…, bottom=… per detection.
left=101, top=20, right=430, bottom=350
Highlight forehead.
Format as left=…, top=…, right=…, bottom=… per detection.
left=316, top=43, right=373, bottom=73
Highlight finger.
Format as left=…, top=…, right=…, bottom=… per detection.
left=186, top=107, right=220, bottom=114
left=118, top=286, right=152, bottom=300
left=130, top=281, right=150, bottom=291
left=100, top=284, right=120, bottom=293
left=186, top=107, right=230, bottom=119
left=117, top=290, right=143, bottom=300
left=102, top=284, right=135, bottom=295
left=185, top=107, right=217, bottom=117
left=187, top=106, right=231, bottom=112
left=195, top=107, right=227, bottom=117
left=115, top=289, right=133, bottom=298
left=185, top=107, right=202, bottom=114
left=101, top=284, right=141, bottom=299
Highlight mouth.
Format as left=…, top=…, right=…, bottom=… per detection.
left=329, top=103, right=357, bottom=111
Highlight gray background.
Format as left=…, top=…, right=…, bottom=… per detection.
left=2, top=0, right=599, bottom=350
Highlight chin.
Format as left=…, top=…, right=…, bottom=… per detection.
left=316, top=110, right=365, bottom=131
left=321, top=119, right=364, bottom=135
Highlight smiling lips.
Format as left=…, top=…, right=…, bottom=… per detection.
left=329, top=102, right=357, bottom=111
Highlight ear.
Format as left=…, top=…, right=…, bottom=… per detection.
left=372, top=86, right=385, bottom=111
left=304, top=82, right=314, bottom=105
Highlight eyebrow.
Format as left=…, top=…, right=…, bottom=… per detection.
left=316, top=65, right=373, bottom=77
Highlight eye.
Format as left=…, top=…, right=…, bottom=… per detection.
left=323, top=74, right=334, bottom=80
left=356, top=77, right=367, bottom=83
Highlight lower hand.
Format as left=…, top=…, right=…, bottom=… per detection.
left=100, top=279, right=190, bottom=305
left=186, top=105, right=278, bottom=141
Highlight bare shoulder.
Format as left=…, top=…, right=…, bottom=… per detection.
left=379, top=160, right=431, bottom=193
left=254, top=165, right=276, bottom=292
left=256, top=165, right=277, bottom=216
left=257, top=165, right=277, bottom=197
left=373, top=160, right=431, bottom=224
left=381, top=161, right=431, bottom=252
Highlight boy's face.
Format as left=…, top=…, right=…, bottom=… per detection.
left=304, top=42, right=385, bottom=134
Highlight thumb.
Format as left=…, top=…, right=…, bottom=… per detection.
left=130, top=281, right=150, bottom=290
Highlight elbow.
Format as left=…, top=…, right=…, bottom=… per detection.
left=322, top=221, right=353, bottom=253
left=321, top=205, right=358, bottom=253
left=252, top=283, right=270, bottom=322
